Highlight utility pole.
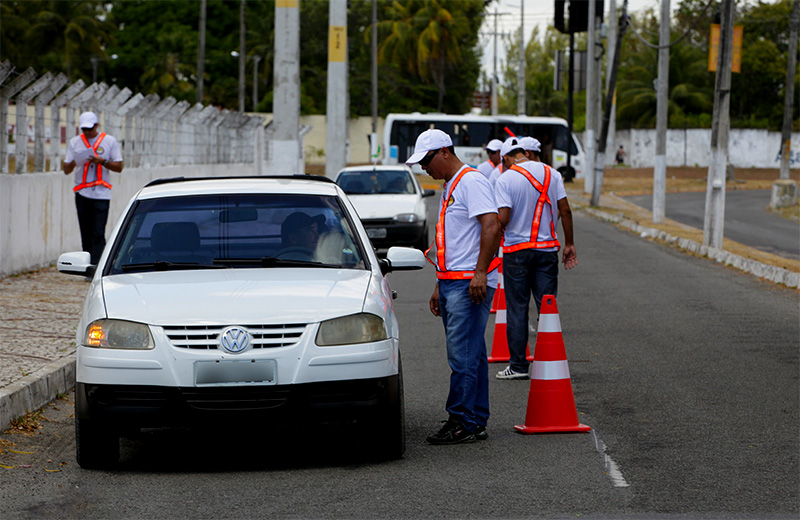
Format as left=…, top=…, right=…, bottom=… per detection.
left=592, top=0, right=628, bottom=207
left=272, top=0, right=301, bottom=174
left=584, top=0, right=597, bottom=194
left=653, top=0, right=671, bottom=223
left=197, top=0, right=206, bottom=104
left=703, top=0, right=735, bottom=249
left=517, top=0, right=526, bottom=115
left=371, top=0, right=379, bottom=162
left=326, top=0, right=348, bottom=178
left=781, top=0, right=799, bottom=180
left=252, top=55, right=261, bottom=112
left=486, top=9, right=509, bottom=116
left=606, top=0, right=618, bottom=168
left=238, top=0, right=246, bottom=113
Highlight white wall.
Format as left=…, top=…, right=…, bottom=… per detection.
left=602, top=129, right=800, bottom=169
left=0, top=164, right=256, bottom=277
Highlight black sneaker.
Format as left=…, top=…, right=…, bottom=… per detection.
left=474, top=425, right=488, bottom=441
left=426, top=418, right=476, bottom=445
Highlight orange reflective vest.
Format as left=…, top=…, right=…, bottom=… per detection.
left=425, top=167, right=502, bottom=280
left=502, top=163, right=560, bottom=253
left=73, top=132, right=112, bottom=193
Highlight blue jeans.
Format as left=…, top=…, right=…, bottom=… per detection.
left=503, top=249, right=559, bottom=374
left=438, top=279, right=494, bottom=432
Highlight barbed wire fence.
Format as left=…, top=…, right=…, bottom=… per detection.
left=0, top=60, right=279, bottom=175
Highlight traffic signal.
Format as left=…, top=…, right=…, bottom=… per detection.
left=554, top=0, right=604, bottom=34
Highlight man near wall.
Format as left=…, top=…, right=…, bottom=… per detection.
left=62, top=112, right=124, bottom=265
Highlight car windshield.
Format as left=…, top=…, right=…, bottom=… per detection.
left=107, top=193, right=367, bottom=275
left=337, top=170, right=416, bottom=195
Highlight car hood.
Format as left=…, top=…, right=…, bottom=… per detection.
left=101, top=269, right=371, bottom=325
left=348, top=194, right=423, bottom=220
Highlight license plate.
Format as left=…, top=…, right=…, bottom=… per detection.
left=367, top=228, right=387, bottom=239
left=195, top=360, right=276, bottom=385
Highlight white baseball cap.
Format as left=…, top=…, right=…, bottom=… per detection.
left=500, top=136, right=524, bottom=157
left=520, top=136, right=541, bottom=153
left=79, top=111, right=98, bottom=129
left=406, top=129, right=453, bottom=165
left=485, top=139, right=503, bottom=152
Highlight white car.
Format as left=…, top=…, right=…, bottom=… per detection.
left=58, top=175, right=425, bottom=468
left=334, top=165, right=435, bottom=251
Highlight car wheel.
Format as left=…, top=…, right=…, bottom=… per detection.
left=559, top=166, right=575, bottom=183
left=415, top=226, right=430, bottom=252
left=370, top=357, right=406, bottom=461
left=75, top=418, right=120, bottom=469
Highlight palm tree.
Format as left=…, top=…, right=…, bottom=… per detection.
left=379, top=0, right=474, bottom=111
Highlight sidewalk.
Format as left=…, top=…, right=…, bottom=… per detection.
left=1, top=190, right=797, bottom=431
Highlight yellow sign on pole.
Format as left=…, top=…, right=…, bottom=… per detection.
left=328, top=26, right=346, bottom=63
left=708, top=24, right=743, bottom=73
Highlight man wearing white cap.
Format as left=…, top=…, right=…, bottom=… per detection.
left=63, top=111, right=124, bottom=265
left=520, top=136, right=542, bottom=162
left=407, top=129, right=501, bottom=445
left=493, top=136, right=576, bottom=380
left=476, top=139, right=503, bottom=179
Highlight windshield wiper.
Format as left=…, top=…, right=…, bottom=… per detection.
left=213, top=257, right=329, bottom=268
left=121, top=261, right=226, bottom=272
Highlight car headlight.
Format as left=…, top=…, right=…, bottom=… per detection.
left=83, top=319, right=155, bottom=350
left=393, top=213, right=419, bottom=223
left=316, top=313, right=388, bottom=346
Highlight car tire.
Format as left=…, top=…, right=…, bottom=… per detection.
left=370, top=358, right=406, bottom=461
left=559, top=166, right=575, bottom=183
left=75, top=418, right=120, bottom=469
left=415, top=226, right=430, bottom=252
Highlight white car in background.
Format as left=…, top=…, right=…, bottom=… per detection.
left=334, top=165, right=435, bottom=251
left=58, top=175, right=426, bottom=468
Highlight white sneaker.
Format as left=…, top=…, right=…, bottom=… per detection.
left=496, top=366, right=529, bottom=380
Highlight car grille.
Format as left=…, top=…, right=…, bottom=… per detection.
left=361, top=218, right=395, bottom=226
left=163, top=324, right=307, bottom=350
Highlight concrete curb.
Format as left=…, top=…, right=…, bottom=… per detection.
left=0, top=356, right=75, bottom=431
left=582, top=206, right=800, bottom=289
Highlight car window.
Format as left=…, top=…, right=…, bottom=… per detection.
left=107, top=193, right=367, bottom=274
left=337, top=170, right=416, bottom=195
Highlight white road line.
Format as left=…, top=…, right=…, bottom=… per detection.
left=592, top=430, right=631, bottom=488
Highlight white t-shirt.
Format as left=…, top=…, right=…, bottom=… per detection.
left=476, top=160, right=495, bottom=179
left=435, top=165, right=499, bottom=286
left=488, top=164, right=503, bottom=186
left=494, top=161, right=566, bottom=252
left=64, top=132, right=123, bottom=200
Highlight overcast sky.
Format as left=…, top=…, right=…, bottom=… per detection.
left=479, top=0, right=684, bottom=79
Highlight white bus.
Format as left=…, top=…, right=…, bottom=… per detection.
left=381, top=113, right=585, bottom=181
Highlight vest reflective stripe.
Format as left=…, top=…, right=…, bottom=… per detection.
left=73, top=133, right=112, bottom=192
left=502, top=164, right=560, bottom=253
left=424, top=167, right=501, bottom=280
left=531, top=359, right=571, bottom=380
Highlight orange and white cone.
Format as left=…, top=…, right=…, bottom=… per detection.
left=490, top=251, right=503, bottom=314
left=488, top=275, right=532, bottom=363
left=515, top=295, right=591, bottom=434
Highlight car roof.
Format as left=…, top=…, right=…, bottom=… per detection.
left=337, top=165, right=412, bottom=175
left=137, top=176, right=340, bottom=200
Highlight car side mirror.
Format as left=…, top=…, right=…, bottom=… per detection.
left=380, top=246, right=426, bottom=275
left=57, top=251, right=96, bottom=278
left=422, top=189, right=436, bottom=198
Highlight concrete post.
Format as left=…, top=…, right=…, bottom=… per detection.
left=325, top=0, right=348, bottom=178
left=0, top=67, right=36, bottom=173
left=272, top=0, right=301, bottom=174
left=34, top=73, right=67, bottom=172
left=49, top=79, right=84, bottom=172
left=15, top=72, right=53, bottom=173
left=653, top=0, right=670, bottom=223
left=584, top=0, right=597, bottom=194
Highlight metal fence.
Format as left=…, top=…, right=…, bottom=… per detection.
left=0, top=60, right=270, bottom=174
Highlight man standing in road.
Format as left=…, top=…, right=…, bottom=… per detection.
left=476, top=139, right=503, bottom=179
left=494, top=136, right=577, bottom=380
left=407, top=129, right=501, bottom=444
left=63, top=111, right=124, bottom=265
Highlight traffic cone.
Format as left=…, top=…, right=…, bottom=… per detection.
left=514, top=295, right=591, bottom=434
left=487, top=279, right=532, bottom=363
left=490, top=251, right=503, bottom=313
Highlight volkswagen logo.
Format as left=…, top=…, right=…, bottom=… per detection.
left=220, top=326, right=250, bottom=353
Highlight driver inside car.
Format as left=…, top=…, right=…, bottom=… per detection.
left=277, top=211, right=329, bottom=261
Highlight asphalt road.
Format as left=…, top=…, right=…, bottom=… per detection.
left=0, top=209, right=797, bottom=519
left=625, top=190, right=800, bottom=261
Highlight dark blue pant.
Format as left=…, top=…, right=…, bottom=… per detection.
left=75, top=193, right=110, bottom=265
left=503, top=249, right=559, bottom=374
left=438, top=279, right=494, bottom=432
